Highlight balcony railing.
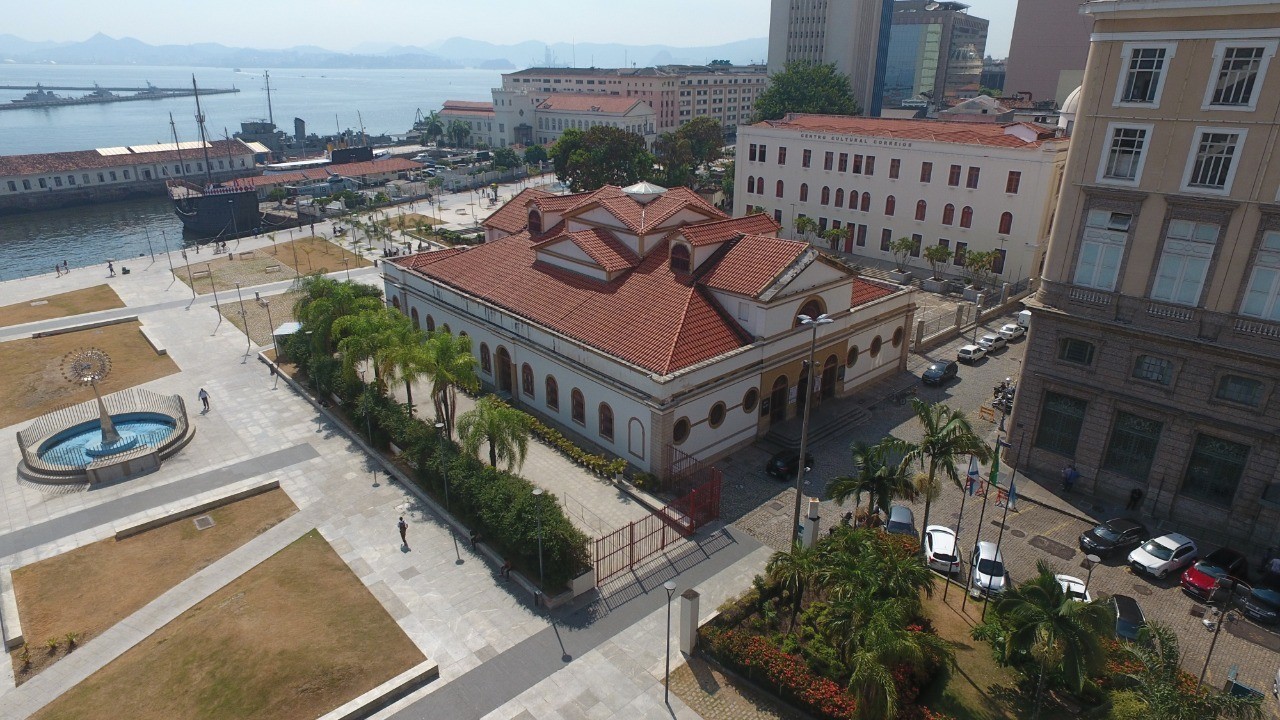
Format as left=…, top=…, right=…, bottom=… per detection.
left=1146, top=301, right=1194, bottom=322
left=1068, top=286, right=1112, bottom=306
left=1235, top=317, right=1280, bottom=338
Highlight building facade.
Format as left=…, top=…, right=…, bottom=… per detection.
left=733, top=114, right=1069, bottom=286
left=1010, top=0, right=1280, bottom=551
left=437, top=100, right=500, bottom=148
left=531, top=94, right=656, bottom=147
left=881, top=0, right=989, bottom=110
left=383, top=183, right=915, bottom=478
left=767, top=0, right=892, bottom=116
left=1004, top=0, right=1094, bottom=106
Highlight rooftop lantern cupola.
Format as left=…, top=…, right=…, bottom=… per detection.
left=622, top=181, right=666, bottom=205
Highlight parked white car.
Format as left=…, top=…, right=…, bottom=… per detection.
left=970, top=541, right=1007, bottom=598
left=957, top=344, right=986, bottom=363
left=998, top=323, right=1026, bottom=341
left=977, top=333, right=1007, bottom=352
left=925, top=525, right=962, bottom=575
left=1055, top=574, right=1092, bottom=602
left=1128, top=533, right=1198, bottom=579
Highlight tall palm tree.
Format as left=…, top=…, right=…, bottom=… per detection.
left=386, top=326, right=430, bottom=414
left=828, top=439, right=917, bottom=524
left=844, top=598, right=952, bottom=720
left=292, top=275, right=383, bottom=353
left=422, top=331, right=479, bottom=438
left=995, top=560, right=1113, bottom=719
left=447, top=119, right=471, bottom=148
left=766, top=540, right=822, bottom=633
left=456, top=395, right=531, bottom=470
left=332, top=309, right=411, bottom=393
left=422, top=110, right=444, bottom=147
left=1109, top=621, right=1263, bottom=720
left=890, top=398, right=990, bottom=552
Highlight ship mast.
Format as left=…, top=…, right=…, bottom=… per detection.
left=264, top=69, right=274, bottom=127
left=169, top=112, right=186, bottom=178
left=191, top=75, right=214, bottom=185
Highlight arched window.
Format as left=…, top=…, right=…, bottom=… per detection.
left=942, top=204, right=955, bottom=226
left=391, top=296, right=401, bottom=310
left=480, top=343, right=491, bottom=374
left=820, top=186, right=830, bottom=205
left=670, top=243, right=691, bottom=273
left=426, top=315, right=435, bottom=332
left=960, top=206, right=973, bottom=228
left=441, top=324, right=451, bottom=335
left=628, top=417, right=645, bottom=459
left=746, top=176, right=755, bottom=194
left=915, top=199, right=927, bottom=221
left=528, top=209, right=542, bottom=234
left=521, top=363, right=534, bottom=398
left=860, top=192, right=870, bottom=212
left=545, top=375, right=559, bottom=410
left=848, top=189, right=857, bottom=209
left=999, top=211, right=1013, bottom=234
left=410, top=307, right=420, bottom=329
left=799, top=183, right=809, bottom=202
left=834, top=188, right=844, bottom=207
left=884, top=195, right=895, bottom=216
left=776, top=179, right=784, bottom=198
left=795, top=298, right=825, bottom=326
left=599, top=403, right=614, bottom=440
left=571, top=389, right=585, bottom=424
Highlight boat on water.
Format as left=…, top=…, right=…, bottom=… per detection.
left=165, top=76, right=262, bottom=238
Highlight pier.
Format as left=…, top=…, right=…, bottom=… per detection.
left=0, top=85, right=239, bottom=111
left=0, top=85, right=238, bottom=92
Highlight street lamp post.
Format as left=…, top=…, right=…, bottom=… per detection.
left=1084, top=554, right=1101, bottom=596
left=160, top=230, right=175, bottom=274
left=1199, top=578, right=1242, bottom=688
left=532, top=488, right=545, bottom=599
left=663, top=580, right=677, bottom=704
left=790, top=313, right=833, bottom=545
left=143, top=226, right=156, bottom=264
left=234, top=282, right=250, bottom=356
left=342, top=257, right=351, bottom=282
left=435, top=421, right=450, bottom=512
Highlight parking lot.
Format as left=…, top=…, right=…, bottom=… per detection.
left=717, top=310, right=1280, bottom=710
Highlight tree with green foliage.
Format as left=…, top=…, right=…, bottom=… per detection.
left=753, top=61, right=861, bottom=122
left=793, top=215, right=818, bottom=243
left=421, top=331, right=480, bottom=438
left=828, top=439, right=917, bottom=524
left=331, top=308, right=412, bottom=394
left=654, top=131, right=694, bottom=187
left=446, top=119, right=472, bottom=147
left=524, top=144, right=549, bottom=165
left=720, top=159, right=734, bottom=207
left=267, top=187, right=289, bottom=204
left=456, top=395, right=532, bottom=471
left=490, top=147, right=520, bottom=170
left=820, top=226, right=846, bottom=251
left=889, top=236, right=916, bottom=271
left=677, top=116, right=725, bottom=166
left=924, top=242, right=952, bottom=279
left=550, top=126, right=655, bottom=192
left=420, top=110, right=444, bottom=146
left=964, top=249, right=998, bottom=289
left=766, top=540, right=823, bottom=633
left=291, top=275, right=384, bottom=354
left=995, top=561, right=1114, bottom=720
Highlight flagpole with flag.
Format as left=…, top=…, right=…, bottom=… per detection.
left=984, top=437, right=1014, bottom=620
left=962, top=451, right=997, bottom=613
left=945, top=455, right=981, bottom=601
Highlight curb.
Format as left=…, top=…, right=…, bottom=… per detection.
left=114, top=479, right=281, bottom=540
left=316, top=659, right=440, bottom=720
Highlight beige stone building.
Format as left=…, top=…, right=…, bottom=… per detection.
left=1010, top=0, right=1280, bottom=550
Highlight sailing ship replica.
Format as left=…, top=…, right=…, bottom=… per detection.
left=166, top=76, right=261, bottom=238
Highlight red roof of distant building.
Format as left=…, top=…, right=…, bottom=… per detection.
left=441, top=100, right=495, bottom=118
left=482, top=187, right=554, bottom=234
left=0, top=139, right=254, bottom=177
left=759, top=114, right=1061, bottom=148
left=680, top=213, right=780, bottom=246
left=242, top=158, right=421, bottom=188
left=535, top=95, right=649, bottom=115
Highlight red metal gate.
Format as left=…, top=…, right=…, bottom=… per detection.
left=594, top=472, right=723, bottom=586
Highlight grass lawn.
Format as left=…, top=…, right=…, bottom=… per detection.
left=33, top=529, right=425, bottom=720
left=10, top=489, right=297, bottom=683
left=175, top=236, right=370, bottom=294
left=0, top=285, right=125, bottom=328
left=0, top=321, right=178, bottom=429
left=379, top=212, right=442, bottom=231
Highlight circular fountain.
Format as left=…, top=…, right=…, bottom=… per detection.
left=16, top=348, right=195, bottom=485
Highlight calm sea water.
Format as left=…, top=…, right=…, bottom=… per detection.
left=0, top=64, right=500, bottom=281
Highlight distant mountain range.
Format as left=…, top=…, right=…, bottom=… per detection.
left=0, top=33, right=769, bottom=70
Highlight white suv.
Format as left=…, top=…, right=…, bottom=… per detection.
left=957, top=344, right=986, bottom=363
left=1128, top=533, right=1198, bottom=579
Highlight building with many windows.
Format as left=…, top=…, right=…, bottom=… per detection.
left=382, top=183, right=915, bottom=478
left=733, top=114, right=1069, bottom=286
left=1010, top=0, right=1280, bottom=551
left=531, top=94, right=655, bottom=147
left=881, top=0, right=989, bottom=110
left=767, top=0, right=893, bottom=116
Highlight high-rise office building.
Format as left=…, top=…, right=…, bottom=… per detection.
left=1004, top=0, right=1094, bottom=106
left=881, top=0, right=988, bottom=110
left=767, top=0, right=892, bottom=115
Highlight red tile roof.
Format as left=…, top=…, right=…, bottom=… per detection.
left=0, top=139, right=254, bottom=176
left=535, top=95, right=649, bottom=114
left=534, top=228, right=640, bottom=273
left=851, top=278, right=897, bottom=306
left=441, top=100, right=495, bottom=118
left=242, top=158, right=421, bottom=188
left=680, top=213, right=780, bottom=247
left=698, top=235, right=809, bottom=296
left=391, top=247, right=471, bottom=271
left=482, top=187, right=553, bottom=233
left=759, top=114, right=1062, bottom=148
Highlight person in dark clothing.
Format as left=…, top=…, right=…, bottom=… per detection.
left=1126, top=488, right=1144, bottom=511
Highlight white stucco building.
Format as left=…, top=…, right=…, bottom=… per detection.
left=383, top=183, right=916, bottom=479
left=734, top=114, right=1070, bottom=285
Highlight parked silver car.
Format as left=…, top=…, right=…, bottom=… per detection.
left=970, top=541, right=1008, bottom=598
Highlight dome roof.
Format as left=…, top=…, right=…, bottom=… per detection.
left=623, top=181, right=666, bottom=205
left=1058, top=85, right=1083, bottom=129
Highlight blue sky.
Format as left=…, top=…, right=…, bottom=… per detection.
left=12, top=0, right=1022, bottom=57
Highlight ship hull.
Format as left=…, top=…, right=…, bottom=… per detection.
left=169, top=185, right=261, bottom=238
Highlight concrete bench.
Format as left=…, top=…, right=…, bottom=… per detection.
left=238, top=251, right=255, bottom=259
left=264, top=265, right=283, bottom=274
left=190, top=269, right=211, bottom=279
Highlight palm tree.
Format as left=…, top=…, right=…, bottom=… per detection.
left=891, top=398, right=990, bottom=552
left=1108, top=621, right=1263, bottom=720
left=765, top=540, right=822, bottom=633
left=995, top=560, right=1113, bottom=719
left=447, top=119, right=471, bottom=148
left=456, top=395, right=531, bottom=470
left=793, top=215, right=818, bottom=243
left=422, top=331, right=480, bottom=438
left=292, top=275, right=383, bottom=353
left=386, top=327, right=430, bottom=414
left=828, top=439, right=917, bottom=525
left=844, top=598, right=952, bottom=720
left=422, top=110, right=444, bottom=147
left=332, top=308, right=412, bottom=393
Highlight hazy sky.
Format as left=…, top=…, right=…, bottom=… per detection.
left=14, top=0, right=1022, bottom=57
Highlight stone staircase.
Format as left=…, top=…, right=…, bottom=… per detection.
left=762, top=396, right=874, bottom=452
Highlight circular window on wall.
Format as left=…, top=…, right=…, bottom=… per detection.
left=846, top=346, right=859, bottom=367
left=743, top=388, right=759, bottom=413
left=892, top=327, right=904, bottom=348
left=870, top=336, right=883, bottom=357
left=673, top=417, right=691, bottom=445
left=708, top=402, right=727, bottom=428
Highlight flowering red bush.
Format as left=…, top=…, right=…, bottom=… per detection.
left=703, top=627, right=859, bottom=719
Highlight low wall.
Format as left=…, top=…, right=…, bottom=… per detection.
left=31, top=314, right=139, bottom=338
left=114, top=479, right=281, bottom=540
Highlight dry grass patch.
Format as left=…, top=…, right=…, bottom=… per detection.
left=0, top=285, right=125, bottom=328
left=10, top=489, right=297, bottom=683
left=33, top=529, right=425, bottom=720
left=220, top=290, right=304, bottom=346
left=380, top=212, right=442, bottom=231
left=272, top=235, right=371, bottom=275
left=0, top=321, right=178, bottom=428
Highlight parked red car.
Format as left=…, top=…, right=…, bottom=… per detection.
left=1180, top=547, right=1249, bottom=602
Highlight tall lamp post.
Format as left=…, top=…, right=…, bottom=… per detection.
left=663, top=580, right=677, bottom=704
left=435, top=421, right=450, bottom=512
left=234, top=282, right=250, bottom=357
left=532, top=488, right=545, bottom=598
left=790, top=313, right=833, bottom=545
left=1199, top=578, right=1242, bottom=688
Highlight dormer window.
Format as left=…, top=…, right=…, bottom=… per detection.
left=528, top=208, right=543, bottom=234
left=670, top=243, right=691, bottom=273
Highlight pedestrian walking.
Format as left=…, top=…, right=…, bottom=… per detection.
left=1060, top=463, right=1079, bottom=492
left=1126, top=488, right=1144, bottom=511
left=107, top=261, right=115, bottom=277
left=61, top=260, right=68, bottom=273
left=198, top=387, right=210, bottom=412
left=55, top=263, right=61, bottom=277
left=398, top=516, right=408, bottom=548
